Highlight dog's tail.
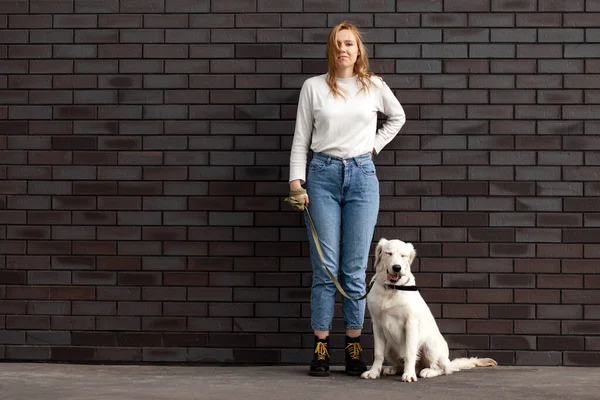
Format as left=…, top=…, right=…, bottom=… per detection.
left=448, top=357, right=497, bottom=372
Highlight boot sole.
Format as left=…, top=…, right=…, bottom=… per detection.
left=309, top=370, right=330, bottom=377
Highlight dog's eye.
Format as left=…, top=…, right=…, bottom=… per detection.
left=401, top=254, right=408, bottom=258
left=385, top=252, right=393, bottom=256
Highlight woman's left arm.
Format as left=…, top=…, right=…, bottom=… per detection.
left=373, top=80, right=406, bottom=156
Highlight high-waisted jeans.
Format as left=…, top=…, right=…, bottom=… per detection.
left=305, top=151, right=379, bottom=331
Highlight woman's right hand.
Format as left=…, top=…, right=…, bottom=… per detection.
left=293, top=192, right=309, bottom=208
left=290, top=180, right=309, bottom=209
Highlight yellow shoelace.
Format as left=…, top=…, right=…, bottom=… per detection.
left=345, top=343, right=363, bottom=360
left=314, top=342, right=329, bottom=360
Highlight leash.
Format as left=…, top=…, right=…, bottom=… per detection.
left=284, top=189, right=374, bottom=301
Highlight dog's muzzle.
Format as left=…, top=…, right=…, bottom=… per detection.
left=387, top=264, right=404, bottom=283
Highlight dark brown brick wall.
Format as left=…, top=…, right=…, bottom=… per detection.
left=1, top=0, right=599, bottom=366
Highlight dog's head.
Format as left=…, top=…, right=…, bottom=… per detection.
left=374, top=238, right=416, bottom=286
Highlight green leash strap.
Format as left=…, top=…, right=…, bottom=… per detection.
left=283, top=191, right=374, bottom=301
left=283, top=189, right=308, bottom=211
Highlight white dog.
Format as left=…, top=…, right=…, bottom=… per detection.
left=361, top=238, right=497, bottom=382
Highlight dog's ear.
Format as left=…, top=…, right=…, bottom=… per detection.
left=374, top=238, right=387, bottom=272
left=407, top=243, right=416, bottom=266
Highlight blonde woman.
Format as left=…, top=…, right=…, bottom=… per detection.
left=288, top=21, right=406, bottom=376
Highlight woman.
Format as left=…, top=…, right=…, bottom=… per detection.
left=288, top=21, right=406, bottom=377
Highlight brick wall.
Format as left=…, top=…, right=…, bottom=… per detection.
left=1, top=0, right=599, bottom=366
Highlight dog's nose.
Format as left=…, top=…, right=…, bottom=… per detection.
left=392, top=264, right=401, bottom=273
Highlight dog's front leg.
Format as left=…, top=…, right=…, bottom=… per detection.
left=401, top=319, right=418, bottom=382
left=361, top=320, right=385, bottom=379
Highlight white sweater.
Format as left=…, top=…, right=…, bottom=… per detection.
left=289, top=73, right=406, bottom=183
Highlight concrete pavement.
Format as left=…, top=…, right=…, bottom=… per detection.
left=0, top=363, right=598, bottom=400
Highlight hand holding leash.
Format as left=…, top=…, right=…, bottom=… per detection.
left=284, top=188, right=309, bottom=211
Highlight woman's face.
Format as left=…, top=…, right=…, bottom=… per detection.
left=334, top=29, right=359, bottom=70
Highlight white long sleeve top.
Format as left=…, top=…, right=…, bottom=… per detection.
left=289, top=73, right=406, bottom=184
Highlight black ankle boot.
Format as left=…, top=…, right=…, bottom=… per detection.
left=345, top=335, right=367, bottom=376
left=309, top=336, right=330, bottom=376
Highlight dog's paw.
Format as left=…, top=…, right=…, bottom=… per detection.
left=419, top=368, right=438, bottom=378
left=401, top=371, right=418, bottom=382
left=382, top=366, right=397, bottom=376
left=360, top=369, right=381, bottom=380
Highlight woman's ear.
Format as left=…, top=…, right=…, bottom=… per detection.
left=374, top=238, right=387, bottom=273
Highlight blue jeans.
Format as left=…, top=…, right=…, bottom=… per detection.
left=305, top=151, right=380, bottom=331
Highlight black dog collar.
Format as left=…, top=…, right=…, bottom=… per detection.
left=385, top=284, right=419, bottom=291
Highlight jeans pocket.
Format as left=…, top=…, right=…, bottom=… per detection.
left=308, top=159, right=326, bottom=173
left=359, top=160, right=376, bottom=176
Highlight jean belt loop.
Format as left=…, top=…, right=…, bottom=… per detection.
left=326, top=155, right=331, bottom=166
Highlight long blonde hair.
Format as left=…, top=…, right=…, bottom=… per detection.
left=326, top=21, right=377, bottom=99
